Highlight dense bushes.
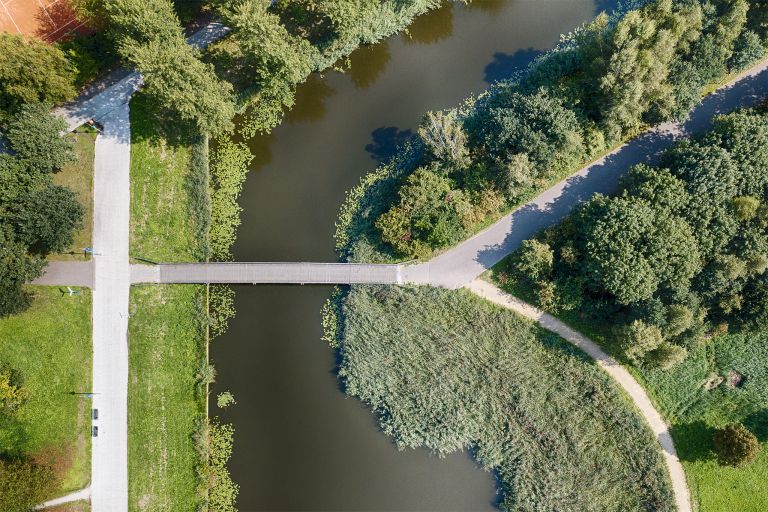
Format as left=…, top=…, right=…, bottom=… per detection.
left=334, top=285, right=674, bottom=511
left=502, top=108, right=768, bottom=368
left=336, top=0, right=768, bottom=261
left=0, top=106, right=84, bottom=317
left=0, top=34, right=77, bottom=115
left=210, top=0, right=458, bottom=136
left=106, top=0, right=236, bottom=135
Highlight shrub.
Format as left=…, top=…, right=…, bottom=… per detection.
left=732, top=196, right=761, bottom=221
left=646, top=342, right=688, bottom=370
left=514, top=239, right=553, bottom=281
left=622, top=320, right=665, bottom=366
left=0, top=458, right=57, bottom=512
left=713, top=423, right=762, bottom=467
left=216, top=391, right=236, bottom=409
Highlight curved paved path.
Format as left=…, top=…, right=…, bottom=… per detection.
left=35, top=487, right=91, bottom=510
left=466, top=279, right=691, bottom=512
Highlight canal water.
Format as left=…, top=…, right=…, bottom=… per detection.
left=210, top=1, right=600, bottom=510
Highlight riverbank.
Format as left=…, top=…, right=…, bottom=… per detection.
left=125, top=4, right=455, bottom=509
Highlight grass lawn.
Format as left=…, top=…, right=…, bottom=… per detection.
left=337, top=285, right=675, bottom=511
left=127, top=285, right=206, bottom=512
left=0, top=286, right=92, bottom=495
left=129, top=93, right=202, bottom=263
left=487, top=266, right=768, bottom=512
left=50, top=126, right=97, bottom=261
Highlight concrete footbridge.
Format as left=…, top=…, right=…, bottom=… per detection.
left=35, top=261, right=436, bottom=287
left=131, top=262, right=406, bottom=285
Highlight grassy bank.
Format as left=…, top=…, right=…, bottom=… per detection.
left=488, top=269, right=768, bottom=512
left=127, top=285, right=207, bottom=512
left=129, top=93, right=206, bottom=263
left=49, top=501, right=91, bottom=512
left=0, top=286, right=92, bottom=495
left=332, top=285, right=674, bottom=511
left=50, top=126, right=97, bottom=261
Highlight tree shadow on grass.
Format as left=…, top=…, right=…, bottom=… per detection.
left=670, top=421, right=716, bottom=463
left=745, top=409, right=768, bottom=442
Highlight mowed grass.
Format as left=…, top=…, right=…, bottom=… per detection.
left=128, top=285, right=206, bottom=512
left=51, top=127, right=97, bottom=261
left=129, top=93, right=199, bottom=263
left=0, top=286, right=92, bottom=495
left=487, top=267, right=768, bottom=512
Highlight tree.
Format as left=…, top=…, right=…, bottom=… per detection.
left=0, top=34, right=76, bottom=112
left=731, top=196, right=760, bottom=221
left=728, top=29, right=764, bottom=71
left=0, top=230, right=45, bottom=318
left=0, top=458, right=57, bottom=512
left=106, top=0, right=236, bottom=135
left=127, top=41, right=235, bottom=135
left=475, top=88, right=585, bottom=175
left=418, top=110, right=470, bottom=169
left=713, top=423, right=762, bottom=467
left=575, top=195, right=701, bottom=304
left=514, top=239, right=553, bottom=281
left=598, top=0, right=702, bottom=138
left=621, top=320, right=664, bottom=365
left=5, top=103, right=74, bottom=173
left=223, top=0, right=317, bottom=88
left=376, top=167, right=470, bottom=257
left=11, top=184, right=84, bottom=254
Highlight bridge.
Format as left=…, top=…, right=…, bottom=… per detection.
left=34, top=261, right=422, bottom=287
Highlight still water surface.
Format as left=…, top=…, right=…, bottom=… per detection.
left=211, top=2, right=600, bottom=510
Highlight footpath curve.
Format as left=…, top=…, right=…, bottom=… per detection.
left=466, top=279, right=691, bottom=512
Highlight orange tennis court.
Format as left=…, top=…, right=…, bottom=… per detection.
left=0, top=0, right=87, bottom=42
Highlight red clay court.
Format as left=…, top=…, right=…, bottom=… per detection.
left=0, top=0, right=87, bottom=42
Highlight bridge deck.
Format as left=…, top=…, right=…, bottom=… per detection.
left=130, top=263, right=402, bottom=285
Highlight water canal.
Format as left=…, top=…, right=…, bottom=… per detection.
left=210, top=1, right=602, bottom=510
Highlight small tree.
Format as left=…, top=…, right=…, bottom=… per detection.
left=713, top=423, right=762, bottom=467
left=0, top=368, right=28, bottom=412
left=731, top=196, right=761, bottom=221
left=418, top=110, right=470, bottom=169
left=12, top=184, right=84, bottom=254
left=646, top=342, right=688, bottom=370
left=514, top=239, right=553, bottom=282
left=621, top=320, right=664, bottom=366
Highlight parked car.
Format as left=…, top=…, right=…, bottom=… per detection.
left=92, top=408, right=99, bottom=420
left=92, top=426, right=98, bottom=437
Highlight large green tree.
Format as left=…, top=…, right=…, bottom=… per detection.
left=0, top=34, right=76, bottom=114
left=4, top=103, right=74, bottom=174
left=106, top=0, right=235, bottom=134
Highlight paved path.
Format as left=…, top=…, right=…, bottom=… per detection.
left=40, top=22, right=234, bottom=512
left=35, top=486, right=91, bottom=510
left=89, top=103, right=131, bottom=512
left=465, top=279, right=692, bottom=512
